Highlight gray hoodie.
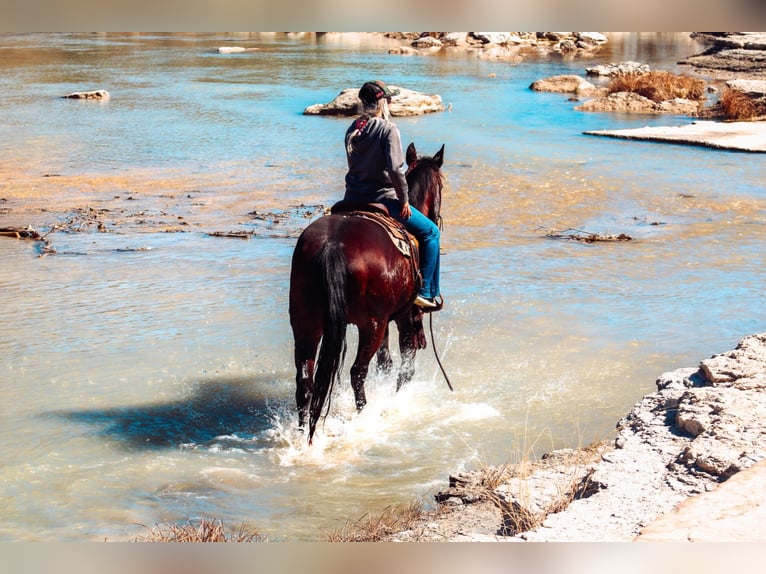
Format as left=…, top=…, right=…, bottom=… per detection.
left=344, top=116, right=409, bottom=205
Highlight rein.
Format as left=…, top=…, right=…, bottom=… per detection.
left=427, top=303, right=454, bottom=392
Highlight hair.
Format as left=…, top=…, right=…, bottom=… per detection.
left=346, top=98, right=391, bottom=155
left=359, top=97, right=390, bottom=119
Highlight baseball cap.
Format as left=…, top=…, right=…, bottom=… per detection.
left=358, top=80, right=400, bottom=104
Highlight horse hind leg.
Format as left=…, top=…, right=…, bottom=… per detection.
left=351, top=320, right=389, bottom=411
left=293, top=330, right=322, bottom=431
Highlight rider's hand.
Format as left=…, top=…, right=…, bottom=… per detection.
left=400, top=201, right=411, bottom=219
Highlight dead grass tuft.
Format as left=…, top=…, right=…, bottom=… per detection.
left=608, top=70, right=706, bottom=103
left=324, top=501, right=427, bottom=542
left=133, top=517, right=265, bottom=542
left=718, top=88, right=763, bottom=120
left=484, top=441, right=608, bottom=536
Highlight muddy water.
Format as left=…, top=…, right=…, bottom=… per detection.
left=1, top=33, right=764, bottom=541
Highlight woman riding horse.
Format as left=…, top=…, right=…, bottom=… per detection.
left=344, top=80, right=441, bottom=310
left=289, top=81, right=445, bottom=444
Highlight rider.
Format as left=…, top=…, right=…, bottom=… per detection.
left=343, top=80, right=441, bottom=310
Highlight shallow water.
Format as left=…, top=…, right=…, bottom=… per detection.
left=1, top=32, right=765, bottom=541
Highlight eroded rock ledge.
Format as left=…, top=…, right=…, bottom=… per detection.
left=389, top=333, right=766, bottom=541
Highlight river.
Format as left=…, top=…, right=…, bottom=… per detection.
left=0, top=32, right=764, bottom=541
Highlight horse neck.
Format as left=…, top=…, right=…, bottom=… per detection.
left=408, top=170, right=439, bottom=222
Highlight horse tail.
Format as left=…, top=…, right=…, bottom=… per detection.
left=308, top=240, right=348, bottom=444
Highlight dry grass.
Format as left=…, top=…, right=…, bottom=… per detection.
left=324, top=501, right=427, bottom=542
left=483, top=441, right=607, bottom=536
left=718, top=88, right=764, bottom=120
left=608, top=70, right=707, bottom=103
left=133, top=517, right=265, bottom=542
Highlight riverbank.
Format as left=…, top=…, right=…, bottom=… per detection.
left=363, top=32, right=766, bottom=541
left=386, top=332, right=766, bottom=542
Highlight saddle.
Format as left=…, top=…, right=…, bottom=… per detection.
left=330, top=200, right=421, bottom=288
left=330, top=201, right=414, bottom=257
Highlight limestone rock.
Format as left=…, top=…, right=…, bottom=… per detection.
left=586, top=61, right=650, bottom=77
left=387, top=332, right=766, bottom=541
left=636, top=458, right=766, bottom=541
left=700, top=333, right=766, bottom=386
left=529, top=74, right=602, bottom=96
left=681, top=40, right=766, bottom=79
left=440, top=32, right=468, bottom=46
left=725, top=79, right=766, bottom=97
left=411, top=36, right=442, bottom=49
left=575, top=92, right=700, bottom=115
left=303, top=86, right=445, bottom=117
left=470, top=32, right=523, bottom=45
left=576, top=91, right=656, bottom=112
left=575, top=32, right=608, bottom=45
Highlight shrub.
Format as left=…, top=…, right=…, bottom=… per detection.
left=608, top=70, right=706, bottom=103
left=718, top=88, right=761, bottom=120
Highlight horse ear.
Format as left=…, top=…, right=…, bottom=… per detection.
left=434, top=144, right=444, bottom=167
left=406, top=142, right=417, bottom=166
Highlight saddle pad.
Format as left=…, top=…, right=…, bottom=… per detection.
left=337, top=209, right=415, bottom=258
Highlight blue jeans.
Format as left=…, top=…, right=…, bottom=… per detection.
left=382, top=199, right=440, bottom=300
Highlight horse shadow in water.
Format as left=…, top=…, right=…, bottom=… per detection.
left=52, top=375, right=287, bottom=451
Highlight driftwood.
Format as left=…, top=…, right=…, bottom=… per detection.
left=0, top=226, right=44, bottom=240
left=541, top=227, right=633, bottom=243
left=207, top=230, right=255, bottom=239
left=0, top=225, right=56, bottom=256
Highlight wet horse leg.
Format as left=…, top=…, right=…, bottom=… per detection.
left=375, top=325, right=394, bottom=374
left=293, top=330, right=321, bottom=430
left=395, top=313, right=424, bottom=391
left=351, top=319, right=388, bottom=411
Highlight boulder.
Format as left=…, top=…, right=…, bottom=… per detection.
left=530, top=74, right=601, bottom=96
left=440, top=32, right=468, bottom=46
left=411, top=36, right=442, bottom=49
left=303, top=86, right=445, bottom=117
left=700, top=333, right=766, bottom=388
left=725, top=79, right=766, bottom=98
left=575, top=32, right=609, bottom=45
left=586, top=61, right=650, bottom=76
left=654, top=98, right=703, bottom=115
left=575, top=92, right=700, bottom=115
left=470, top=32, right=523, bottom=45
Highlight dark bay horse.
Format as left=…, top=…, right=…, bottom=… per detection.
left=289, top=142, right=445, bottom=443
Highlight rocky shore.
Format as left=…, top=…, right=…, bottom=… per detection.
left=303, top=33, right=766, bottom=153
left=386, top=333, right=766, bottom=541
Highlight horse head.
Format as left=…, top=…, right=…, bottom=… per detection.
left=405, top=143, right=444, bottom=225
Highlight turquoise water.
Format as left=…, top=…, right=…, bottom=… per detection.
left=0, top=33, right=764, bottom=541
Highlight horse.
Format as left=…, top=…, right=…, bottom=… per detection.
left=289, top=142, right=445, bottom=444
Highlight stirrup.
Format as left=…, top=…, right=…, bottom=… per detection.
left=414, top=294, right=444, bottom=313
